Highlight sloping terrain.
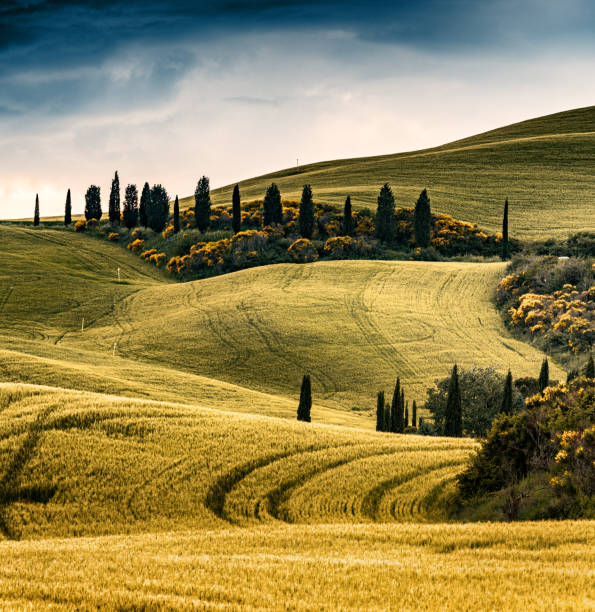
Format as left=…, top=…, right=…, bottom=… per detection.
left=0, top=225, right=563, bottom=420
left=0, top=384, right=475, bottom=539
left=178, top=106, right=595, bottom=238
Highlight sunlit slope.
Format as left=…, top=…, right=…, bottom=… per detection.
left=71, top=260, right=563, bottom=410
left=181, top=106, right=595, bottom=238
left=0, top=226, right=366, bottom=427
left=0, top=384, right=475, bottom=539
left=2, top=523, right=593, bottom=610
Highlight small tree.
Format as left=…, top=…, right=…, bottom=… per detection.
left=84, top=185, right=101, bottom=221
left=123, top=184, right=139, bottom=230
left=342, top=195, right=353, bottom=236
left=64, top=189, right=72, bottom=225
left=108, top=170, right=120, bottom=226
left=376, top=391, right=384, bottom=431
left=173, top=195, right=180, bottom=234
left=501, top=369, right=513, bottom=415
left=147, top=184, right=169, bottom=233
left=584, top=354, right=595, bottom=379
left=412, top=400, right=417, bottom=429
left=404, top=402, right=409, bottom=428
left=232, top=184, right=241, bottom=233
left=538, top=357, right=549, bottom=393
left=33, top=194, right=40, bottom=226
left=444, top=364, right=462, bottom=437
left=299, top=184, right=314, bottom=239
left=375, top=183, right=395, bottom=242
left=139, top=182, right=150, bottom=228
left=414, top=188, right=432, bottom=248
left=297, top=374, right=312, bottom=422
left=194, top=176, right=211, bottom=232
left=501, top=198, right=509, bottom=260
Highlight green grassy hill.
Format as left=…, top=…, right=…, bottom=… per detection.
left=0, top=226, right=563, bottom=422
left=179, top=106, right=595, bottom=239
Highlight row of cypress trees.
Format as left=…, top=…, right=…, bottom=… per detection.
left=375, top=378, right=417, bottom=433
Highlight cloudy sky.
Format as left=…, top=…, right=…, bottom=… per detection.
left=1, top=0, right=594, bottom=218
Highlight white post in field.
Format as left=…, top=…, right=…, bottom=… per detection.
left=81, top=317, right=85, bottom=332
left=117, top=267, right=121, bottom=283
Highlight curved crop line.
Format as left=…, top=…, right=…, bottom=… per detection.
left=360, top=459, right=465, bottom=522
left=264, top=446, right=400, bottom=524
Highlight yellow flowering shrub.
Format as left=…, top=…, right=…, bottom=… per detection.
left=149, top=252, right=166, bottom=267
left=107, top=232, right=119, bottom=241
left=162, top=224, right=175, bottom=239
left=74, top=220, right=87, bottom=232
left=128, top=239, right=145, bottom=252
left=288, top=238, right=318, bottom=263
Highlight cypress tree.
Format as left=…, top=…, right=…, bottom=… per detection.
left=123, top=184, right=138, bottom=230
left=64, top=189, right=72, bottom=225
left=173, top=195, right=180, bottom=234
left=404, top=402, right=409, bottom=429
left=583, top=354, right=594, bottom=379
left=263, top=183, right=281, bottom=227
left=108, top=170, right=120, bottom=225
left=33, top=194, right=40, bottom=226
left=342, top=195, right=353, bottom=236
left=299, top=184, right=315, bottom=238
left=147, top=184, right=169, bottom=233
left=376, top=391, right=384, bottom=431
left=139, top=182, right=150, bottom=228
left=375, top=183, right=395, bottom=242
left=232, top=184, right=241, bottom=233
left=297, top=374, right=312, bottom=422
left=501, top=369, right=513, bottom=415
left=414, top=188, right=432, bottom=248
left=390, top=378, right=401, bottom=433
left=194, top=176, right=211, bottom=232
left=84, top=185, right=101, bottom=221
left=385, top=403, right=391, bottom=432
left=538, top=357, right=549, bottom=392
left=444, top=364, right=462, bottom=437
left=501, top=198, right=509, bottom=260
left=412, top=400, right=417, bottom=429
left=400, top=390, right=405, bottom=433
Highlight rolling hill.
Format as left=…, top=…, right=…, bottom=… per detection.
left=179, top=106, right=595, bottom=239
left=0, top=225, right=563, bottom=422
left=0, top=384, right=592, bottom=609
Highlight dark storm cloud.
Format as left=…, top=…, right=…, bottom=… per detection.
left=0, top=1, right=594, bottom=117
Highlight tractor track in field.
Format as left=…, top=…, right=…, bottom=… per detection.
left=0, top=403, right=58, bottom=539
left=345, top=267, right=419, bottom=379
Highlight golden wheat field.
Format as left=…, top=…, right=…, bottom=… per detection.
left=0, top=523, right=593, bottom=610
left=0, top=226, right=563, bottom=422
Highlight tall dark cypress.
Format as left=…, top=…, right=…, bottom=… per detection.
left=412, top=400, right=417, bottom=429
left=33, top=194, right=40, bottom=226
left=444, top=364, right=462, bottom=437
left=84, top=185, right=101, bottom=221
left=501, top=369, right=513, bottom=415
left=538, top=357, right=549, bottom=393
left=123, top=184, right=139, bottom=230
left=376, top=391, right=384, bottom=431
left=400, top=390, right=405, bottom=433
left=232, top=184, right=241, bottom=233
left=414, top=188, right=432, bottom=248
left=194, top=176, right=211, bottom=232
left=147, top=184, right=170, bottom=233
left=584, top=354, right=595, bottom=379
left=263, top=183, right=281, bottom=227
left=384, top=403, right=391, bottom=432
left=297, top=374, right=312, bottom=422
left=108, top=170, right=120, bottom=225
left=390, top=378, right=402, bottom=433
left=375, top=183, right=395, bottom=242
left=342, top=195, right=353, bottom=236
left=64, top=189, right=72, bottom=225
left=299, top=184, right=315, bottom=238
left=139, top=182, right=150, bottom=228
left=173, top=195, right=180, bottom=234
left=501, top=199, right=509, bottom=260
left=404, top=402, right=409, bottom=429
